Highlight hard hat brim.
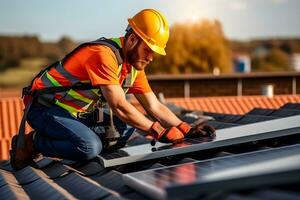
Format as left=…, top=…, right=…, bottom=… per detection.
left=143, top=40, right=166, bottom=56
left=128, top=18, right=167, bottom=56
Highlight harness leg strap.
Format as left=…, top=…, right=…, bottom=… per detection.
left=17, top=98, right=33, bottom=148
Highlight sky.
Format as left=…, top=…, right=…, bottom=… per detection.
left=1, top=0, right=300, bottom=42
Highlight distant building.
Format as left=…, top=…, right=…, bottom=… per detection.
left=233, top=54, right=251, bottom=73
left=252, top=46, right=269, bottom=57
left=290, top=53, right=300, bottom=72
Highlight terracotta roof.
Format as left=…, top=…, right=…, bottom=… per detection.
left=0, top=97, right=32, bottom=160
left=0, top=89, right=20, bottom=98
left=166, top=95, right=300, bottom=114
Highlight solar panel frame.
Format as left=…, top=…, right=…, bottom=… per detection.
left=123, top=144, right=300, bottom=200
left=98, top=115, right=300, bottom=167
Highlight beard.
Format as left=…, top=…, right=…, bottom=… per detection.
left=127, top=40, right=148, bottom=71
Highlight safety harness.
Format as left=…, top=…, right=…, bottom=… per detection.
left=17, top=37, right=131, bottom=149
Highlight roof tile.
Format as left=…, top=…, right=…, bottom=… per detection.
left=166, top=95, right=300, bottom=115
left=54, top=172, right=113, bottom=199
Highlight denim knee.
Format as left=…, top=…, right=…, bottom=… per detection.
left=77, top=136, right=102, bottom=160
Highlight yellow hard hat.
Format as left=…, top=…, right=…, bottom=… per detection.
left=128, top=9, right=169, bottom=56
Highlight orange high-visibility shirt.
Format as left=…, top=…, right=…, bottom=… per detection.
left=32, top=41, right=152, bottom=94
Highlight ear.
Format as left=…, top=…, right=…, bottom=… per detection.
left=129, top=33, right=138, bottom=46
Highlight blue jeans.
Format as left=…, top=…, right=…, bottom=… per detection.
left=27, top=103, right=135, bottom=161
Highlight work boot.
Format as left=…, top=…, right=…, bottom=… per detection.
left=10, top=131, right=37, bottom=171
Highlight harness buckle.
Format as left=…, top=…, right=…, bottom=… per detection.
left=77, top=112, right=89, bottom=119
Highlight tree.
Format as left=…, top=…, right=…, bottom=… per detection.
left=147, top=19, right=232, bottom=74
left=58, top=36, right=76, bottom=54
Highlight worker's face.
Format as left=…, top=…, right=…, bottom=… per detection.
left=127, top=34, right=154, bottom=71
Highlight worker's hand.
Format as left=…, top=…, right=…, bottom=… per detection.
left=177, top=122, right=216, bottom=138
left=147, top=121, right=184, bottom=143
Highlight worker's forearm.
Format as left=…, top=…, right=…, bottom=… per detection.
left=111, top=100, right=153, bottom=132
left=149, top=103, right=182, bottom=128
left=101, top=85, right=153, bottom=132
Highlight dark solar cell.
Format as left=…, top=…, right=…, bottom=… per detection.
left=55, top=172, right=110, bottom=199
left=224, top=145, right=273, bottom=155
left=124, top=144, right=300, bottom=200
left=246, top=108, right=275, bottom=116
left=280, top=103, right=300, bottom=110
left=92, top=170, right=132, bottom=194
left=221, top=115, right=243, bottom=123
left=224, top=194, right=259, bottom=200
left=121, top=191, right=150, bottom=200
left=252, top=190, right=300, bottom=200
left=206, top=121, right=238, bottom=129
left=235, top=115, right=278, bottom=125
left=269, top=109, right=300, bottom=117
left=204, top=112, right=242, bottom=123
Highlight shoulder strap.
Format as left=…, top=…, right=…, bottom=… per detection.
left=63, top=37, right=124, bottom=65
left=86, top=37, right=124, bottom=65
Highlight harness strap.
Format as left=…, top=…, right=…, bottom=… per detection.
left=16, top=97, right=33, bottom=148
left=63, top=37, right=123, bottom=65
left=87, top=38, right=123, bottom=65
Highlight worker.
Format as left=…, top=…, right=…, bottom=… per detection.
left=10, top=9, right=215, bottom=171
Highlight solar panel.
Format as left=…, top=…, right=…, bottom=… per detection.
left=206, top=121, right=238, bottom=129
left=270, top=109, right=300, bottom=117
left=123, top=144, right=300, bottom=200
left=246, top=108, right=275, bottom=116
left=203, top=113, right=242, bottom=123
left=235, top=114, right=278, bottom=124
left=98, top=115, right=300, bottom=167
left=280, top=103, right=300, bottom=110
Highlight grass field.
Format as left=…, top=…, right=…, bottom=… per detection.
left=0, top=58, right=48, bottom=88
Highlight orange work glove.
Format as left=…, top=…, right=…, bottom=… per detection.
left=177, top=122, right=216, bottom=138
left=147, top=121, right=185, bottom=143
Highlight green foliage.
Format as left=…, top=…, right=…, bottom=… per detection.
left=148, top=19, right=232, bottom=74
